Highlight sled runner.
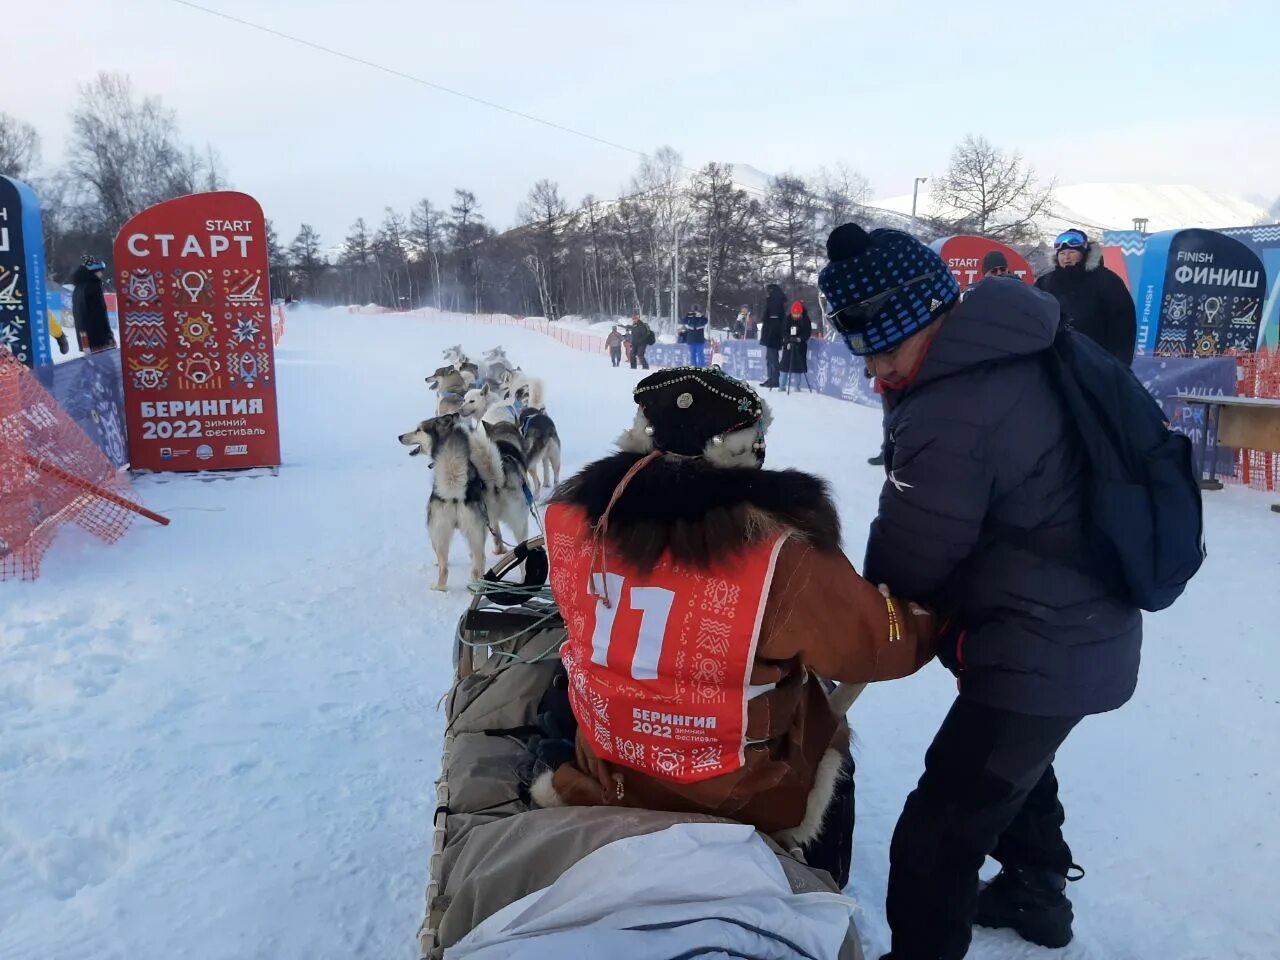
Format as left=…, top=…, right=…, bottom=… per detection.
left=418, top=537, right=866, bottom=959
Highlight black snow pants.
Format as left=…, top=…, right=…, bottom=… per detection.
left=886, top=697, right=1079, bottom=960
left=764, top=346, right=780, bottom=384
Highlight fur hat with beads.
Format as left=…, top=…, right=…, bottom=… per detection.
left=618, top=366, right=770, bottom=468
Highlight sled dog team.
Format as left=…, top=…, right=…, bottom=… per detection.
left=399, top=345, right=561, bottom=591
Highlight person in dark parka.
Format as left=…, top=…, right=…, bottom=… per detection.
left=779, top=300, right=812, bottom=384
left=758, top=283, right=787, bottom=387
left=71, top=254, right=116, bottom=353
left=1036, top=228, right=1136, bottom=365
left=818, top=224, right=1142, bottom=960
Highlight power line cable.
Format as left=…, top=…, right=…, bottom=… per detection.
left=166, top=0, right=779, bottom=201
left=172, top=1, right=655, bottom=163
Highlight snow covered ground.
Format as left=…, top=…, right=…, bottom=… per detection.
left=3, top=306, right=1278, bottom=959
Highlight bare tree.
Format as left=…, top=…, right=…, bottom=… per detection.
left=409, top=198, right=445, bottom=309
left=760, top=174, right=817, bottom=288
left=0, top=111, right=41, bottom=179
left=577, top=195, right=608, bottom=317
left=607, top=193, right=651, bottom=317
left=931, top=134, right=1054, bottom=242
left=66, top=73, right=191, bottom=232
left=340, top=218, right=375, bottom=304
left=814, top=163, right=872, bottom=233
left=518, top=179, right=569, bottom=319
left=630, top=146, right=690, bottom=324
left=289, top=224, right=326, bottom=295
left=265, top=218, right=291, bottom=299
left=449, top=189, right=486, bottom=312
left=688, top=162, right=757, bottom=322
left=373, top=207, right=411, bottom=307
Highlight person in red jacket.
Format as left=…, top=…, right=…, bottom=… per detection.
left=536, top=366, right=935, bottom=885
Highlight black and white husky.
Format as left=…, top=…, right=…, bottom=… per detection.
left=398, top=414, right=519, bottom=591
left=480, top=420, right=533, bottom=552
left=517, top=406, right=562, bottom=497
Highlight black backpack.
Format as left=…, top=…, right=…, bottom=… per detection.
left=1028, top=327, right=1205, bottom=611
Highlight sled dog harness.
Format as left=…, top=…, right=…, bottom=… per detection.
left=545, top=502, right=788, bottom=785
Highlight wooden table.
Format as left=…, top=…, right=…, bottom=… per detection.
left=1172, top=395, right=1280, bottom=511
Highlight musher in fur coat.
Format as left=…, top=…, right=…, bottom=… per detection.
left=537, top=365, right=935, bottom=884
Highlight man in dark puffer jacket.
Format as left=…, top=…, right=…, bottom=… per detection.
left=1036, top=228, right=1136, bottom=365
left=818, top=225, right=1142, bottom=960
left=71, top=254, right=116, bottom=353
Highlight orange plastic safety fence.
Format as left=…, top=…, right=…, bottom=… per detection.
left=272, top=303, right=286, bottom=345
left=0, top=350, right=141, bottom=581
left=1226, top=349, right=1280, bottom=492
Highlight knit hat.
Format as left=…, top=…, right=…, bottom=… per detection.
left=982, top=250, right=1009, bottom=274
left=790, top=301, right=805, bottom=317
left=81, top=253, right=107, bottom=271
left=818, top=224, right=959, bottom=356
left=619, top=366, right=769, bottom=467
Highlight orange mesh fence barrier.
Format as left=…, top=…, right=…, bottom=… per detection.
left=0, top=349, right=164, bottom=581
left=1227, top=349, right=1280, bottom=492
left=349, top=307, right=611, bottom=356
left=272, top=303, right=286, bottom=345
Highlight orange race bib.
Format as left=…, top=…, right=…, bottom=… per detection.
left=546, top=503, right=788, bottom=784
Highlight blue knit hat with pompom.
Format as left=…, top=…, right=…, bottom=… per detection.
left=818, top=224, right=959, bottom=356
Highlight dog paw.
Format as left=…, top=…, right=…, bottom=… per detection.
left=431, top=583, right=447, bottom=592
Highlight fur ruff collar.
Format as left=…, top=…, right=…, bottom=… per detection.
left=551, top=452, right=841, bottom=569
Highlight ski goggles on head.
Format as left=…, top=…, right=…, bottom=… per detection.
left=823, top=271, right=935, bottom=336
left=1054, top=230, right=1088, bottom=250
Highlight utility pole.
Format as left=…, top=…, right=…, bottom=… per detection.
left=911, top=177, right=928, bottom=232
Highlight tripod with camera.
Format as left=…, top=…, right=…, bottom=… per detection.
left=779, top=333, right=812, bottom=395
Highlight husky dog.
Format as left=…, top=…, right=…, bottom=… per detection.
left=482, top=347, right=516, bottom=386
left=500, top=368, right=545, bottom=410
left=517, top=406, right=562, bottom=496
left=398, top=414, right=492, bottom=591
left=460, top=383, right=517, bottom=426
left=457, top=359, right=480, bottom=384
left=442, top=344, right=469, bottom=367
left=426, top=364, right=470, bottom=416
left=480, top=420, right=532, bottom=552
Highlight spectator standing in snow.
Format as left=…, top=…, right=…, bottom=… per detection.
left=681, top=306, right=709, bottom=367
left=731, top=305, right=751, bottom=340
left=71, top=254, right=116, bottom=354
left=1036, top=228, right=1137, bottom=365
left=779, top=300, right=812, bottom=388
left=819, top=224, right=1142, bottom=960
left=759, top=283, right=787, bottom=387
left=629, top=314, right=654, bottom=370
left=982, top=250, right=1011, bottom=277
left=605, top=325, right=625, bottom=367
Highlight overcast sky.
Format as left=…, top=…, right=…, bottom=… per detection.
left=10, top=0, right=1278, bottom=243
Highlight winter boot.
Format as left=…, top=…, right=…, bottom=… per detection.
left=867, top=452, right=886, bottom=466
left=974, top=865, right=1081, bottom=948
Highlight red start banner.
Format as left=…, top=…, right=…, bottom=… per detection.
left=114, top=192, right=281, bottom=472
left=932, top=234, right=1035, bottom=291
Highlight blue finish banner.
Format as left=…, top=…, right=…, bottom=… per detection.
left=0, top=176, right=51, bottom=367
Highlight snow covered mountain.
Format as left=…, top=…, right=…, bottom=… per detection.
left=870, top=182, right=1271, bottom=239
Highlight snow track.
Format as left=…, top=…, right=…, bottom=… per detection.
left=2, top=307, right=1277, bottom=959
